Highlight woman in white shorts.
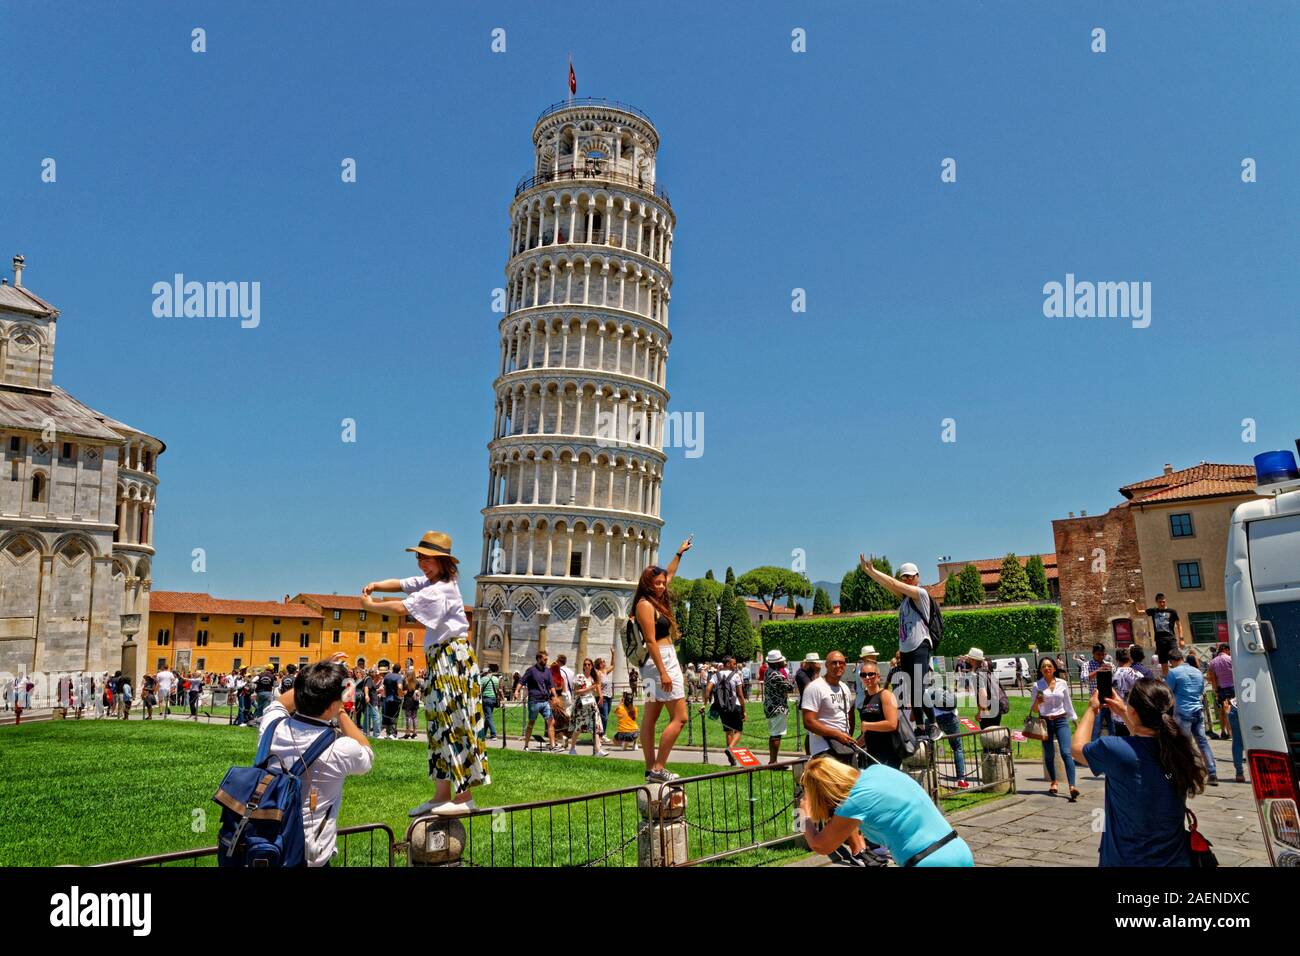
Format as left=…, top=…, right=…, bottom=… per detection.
left=633, top=537, right=693, bottom=784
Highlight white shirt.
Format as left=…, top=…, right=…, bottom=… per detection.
left=400, top=576, right=470, bottom=650
left=156, top=669, right=175, bottom=693
left=1033, top=677, right=1074, bottom=719
left=257, top=699, right=373, bottom=867
left=801, top=677, right=852, bottom=756
left=898, top=590, right=933, bottom=653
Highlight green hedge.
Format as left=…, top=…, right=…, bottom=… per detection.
left=758, top=604, right=1060, bottom=662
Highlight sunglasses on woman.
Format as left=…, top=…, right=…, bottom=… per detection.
left=861, top=671, right=880, bottom=680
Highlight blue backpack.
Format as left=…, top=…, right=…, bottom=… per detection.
left=213, top=715, right=336, bottom=867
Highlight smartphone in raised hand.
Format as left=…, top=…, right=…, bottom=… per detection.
left=1095, top=669, right=1113, bottom=705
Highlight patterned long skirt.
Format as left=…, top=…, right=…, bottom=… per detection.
left=424, top=638, right=490, bottom=793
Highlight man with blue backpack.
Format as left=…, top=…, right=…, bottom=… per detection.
left=214, top=654, right=373, bottom=867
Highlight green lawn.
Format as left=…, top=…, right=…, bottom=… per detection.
left=0, top=716, right=1006, bottom=867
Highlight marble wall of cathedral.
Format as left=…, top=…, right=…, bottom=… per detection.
left=475, top=583, right=628, bottom=675
left=0, top=436, right=158, bottom=681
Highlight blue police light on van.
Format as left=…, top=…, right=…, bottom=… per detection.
left=1254, top=449, right=1300, bottom=486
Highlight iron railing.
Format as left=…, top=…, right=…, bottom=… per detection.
left=929, top=725, right=1019, bottom=796
left=93, top=823, right=396, bottom=868
left=535, top=96, right=655, bottom=126
left=657, top=758, right=806, bottom=866
left=515, top=165, right=671, bottom=205
left=405, top=783, right=652, bottom=868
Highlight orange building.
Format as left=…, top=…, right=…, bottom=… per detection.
left=148, top=592, right=323, bottom=674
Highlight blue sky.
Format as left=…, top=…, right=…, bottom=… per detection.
left=6, top=1, right=1298, bottom=602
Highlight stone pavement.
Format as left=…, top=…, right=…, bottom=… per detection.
left=952, top=736, right=1269, bottom=867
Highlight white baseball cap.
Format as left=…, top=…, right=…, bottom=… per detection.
left=897, top=562, right=920, bottom=578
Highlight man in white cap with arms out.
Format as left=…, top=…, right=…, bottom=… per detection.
left=762, top=650, right=794, bottom=763
left=859, top=554, right=940, bottom=740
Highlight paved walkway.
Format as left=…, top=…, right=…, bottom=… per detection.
left=952, top=736, right=1268, bottom=867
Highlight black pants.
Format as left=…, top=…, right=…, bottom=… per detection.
left=382, top=698, right=399, bottom=733
left=898, top=644, right=935, bottom=730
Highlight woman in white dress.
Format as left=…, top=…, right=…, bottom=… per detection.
left=362, top=531, right=488, bottom=816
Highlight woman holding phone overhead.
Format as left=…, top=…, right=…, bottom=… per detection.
left=634, top=535, right=693, bottom=784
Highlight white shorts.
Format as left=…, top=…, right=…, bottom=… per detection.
left=641, top=644, right=685, bottom=702
left=767, top=713, right=788, bottom=738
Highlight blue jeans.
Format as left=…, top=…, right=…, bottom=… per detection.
left=600, top=697, right=612, bottom=734
left=935, top=711, right=966, bottom=781
left=1177, top=710, right=1218, bottom=778
left=367, top=704, right=381, bottom=737
left=482, top=700, right=497, bottom=738
left=1228, top=706, right=1243, bottom=776
left=356, top=703, right=371, bottom=734
left=254, top=691, right=272, bottom=719
left=1090, top=708, right=1114, bottom=741
left=1041, top=715, right=1077, bottom=787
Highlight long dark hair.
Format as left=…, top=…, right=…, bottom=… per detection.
left=1126, top=678, right=1207, bottom=798
left=631, top=566, right=678, bottom=638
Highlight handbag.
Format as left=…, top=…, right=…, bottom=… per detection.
left=622, top=618, right=650, bottom=670
left=1022, top=714, right=1048, bottom=741
left=1186, top=809, right=1219, bottom=867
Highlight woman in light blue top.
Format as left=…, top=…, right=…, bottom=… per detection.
left=800, top=755, right=973, bottom=867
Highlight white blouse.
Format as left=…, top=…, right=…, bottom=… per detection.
left=1033, top=677, right=1075, bottom=719
left=400, top=576, right=469, bottom=650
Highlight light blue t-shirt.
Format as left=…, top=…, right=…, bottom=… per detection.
left=1164, top=663, right=1205, bottom=718
left=833, top=765, right=973, bottom=867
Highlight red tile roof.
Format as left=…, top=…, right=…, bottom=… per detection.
left=294, top=593, right=366, bottom=611
left=1130, top=477, right=1259, bottom=503
left=151, top=592, right=322, bottom=618
left=1120, top=463, right=1256, bottom=502
left=745, top=600, right=797, bottom=616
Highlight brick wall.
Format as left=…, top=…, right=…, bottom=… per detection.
left=1052, top=504, right=1145, bottom=652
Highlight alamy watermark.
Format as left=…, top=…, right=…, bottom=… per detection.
left=595, top=406, right=703, bottom=458
left=1042, top=273, right=1150, bottom=329
left=152, top=274, right=260, bottom=328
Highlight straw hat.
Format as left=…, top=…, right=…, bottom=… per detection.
left=965, top=647, right=986, bottom=663
left=406, top=531, right=455, bottom=558
left=802, top=652, right=822, bottom=665
left=766, top=649, right=785, bottom=664
left=859, top=645, right=879, bottom=660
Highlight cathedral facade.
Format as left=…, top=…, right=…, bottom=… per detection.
left=473, top=98, right=675, bottom=683
left=0, top=255, right=163, bottom=691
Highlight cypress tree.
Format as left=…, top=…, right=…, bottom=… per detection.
left=813, top=587, right=832, bottom=615
left=957, top=564, right=985, bottom=605
left=942, top=573, right=962, bottom=606
left=1025, top=554, right=1050, bottom=601
left=997, top=554, right=1037, bottom=602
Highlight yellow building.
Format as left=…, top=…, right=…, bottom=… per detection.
left=1123, top=462, right=1261, bottom=644
left=148, top=592, right=323, bottom=674
left=147, top=590, right=477, bottom=675
left=290, top=594, right=475, bottom=672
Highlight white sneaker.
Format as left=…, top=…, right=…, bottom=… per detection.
left=430, top=799, right=476, bottom=816
left=595, top=750, right=610, bottom=757
left=408, top=797, right=441, bottom=817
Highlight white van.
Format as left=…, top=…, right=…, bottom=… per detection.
left=989, top=656, right=1031, bottom=685
left=1225, top=447, right=1300, bottom=866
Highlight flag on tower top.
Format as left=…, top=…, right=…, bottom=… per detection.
left=568, top=57, right=577, bottom=96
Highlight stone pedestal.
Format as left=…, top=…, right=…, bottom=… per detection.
left=635, top=782, right=689, bottom=867
left=407, top=816, right=467, bottom=866
left=979, top=752, right=1015, bottom=795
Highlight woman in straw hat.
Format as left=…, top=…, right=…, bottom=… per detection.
left=361, top=531, right=488, bottom=816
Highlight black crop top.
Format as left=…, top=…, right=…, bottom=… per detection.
left=637, top=600, right=673, bottom=641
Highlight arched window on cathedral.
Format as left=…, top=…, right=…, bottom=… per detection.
left=31, top=473, right=45, bottom=503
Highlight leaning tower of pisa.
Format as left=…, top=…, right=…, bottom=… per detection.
left=474, top=97, right=675, bottom=684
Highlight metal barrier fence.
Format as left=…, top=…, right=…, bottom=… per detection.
left=656, top=757, right=806, bottom=866
left=404, top=781, right=654, bottom=868
left=928, top=726, right=1018, bottom=797
left=93, top=823, right=396, bottom=868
